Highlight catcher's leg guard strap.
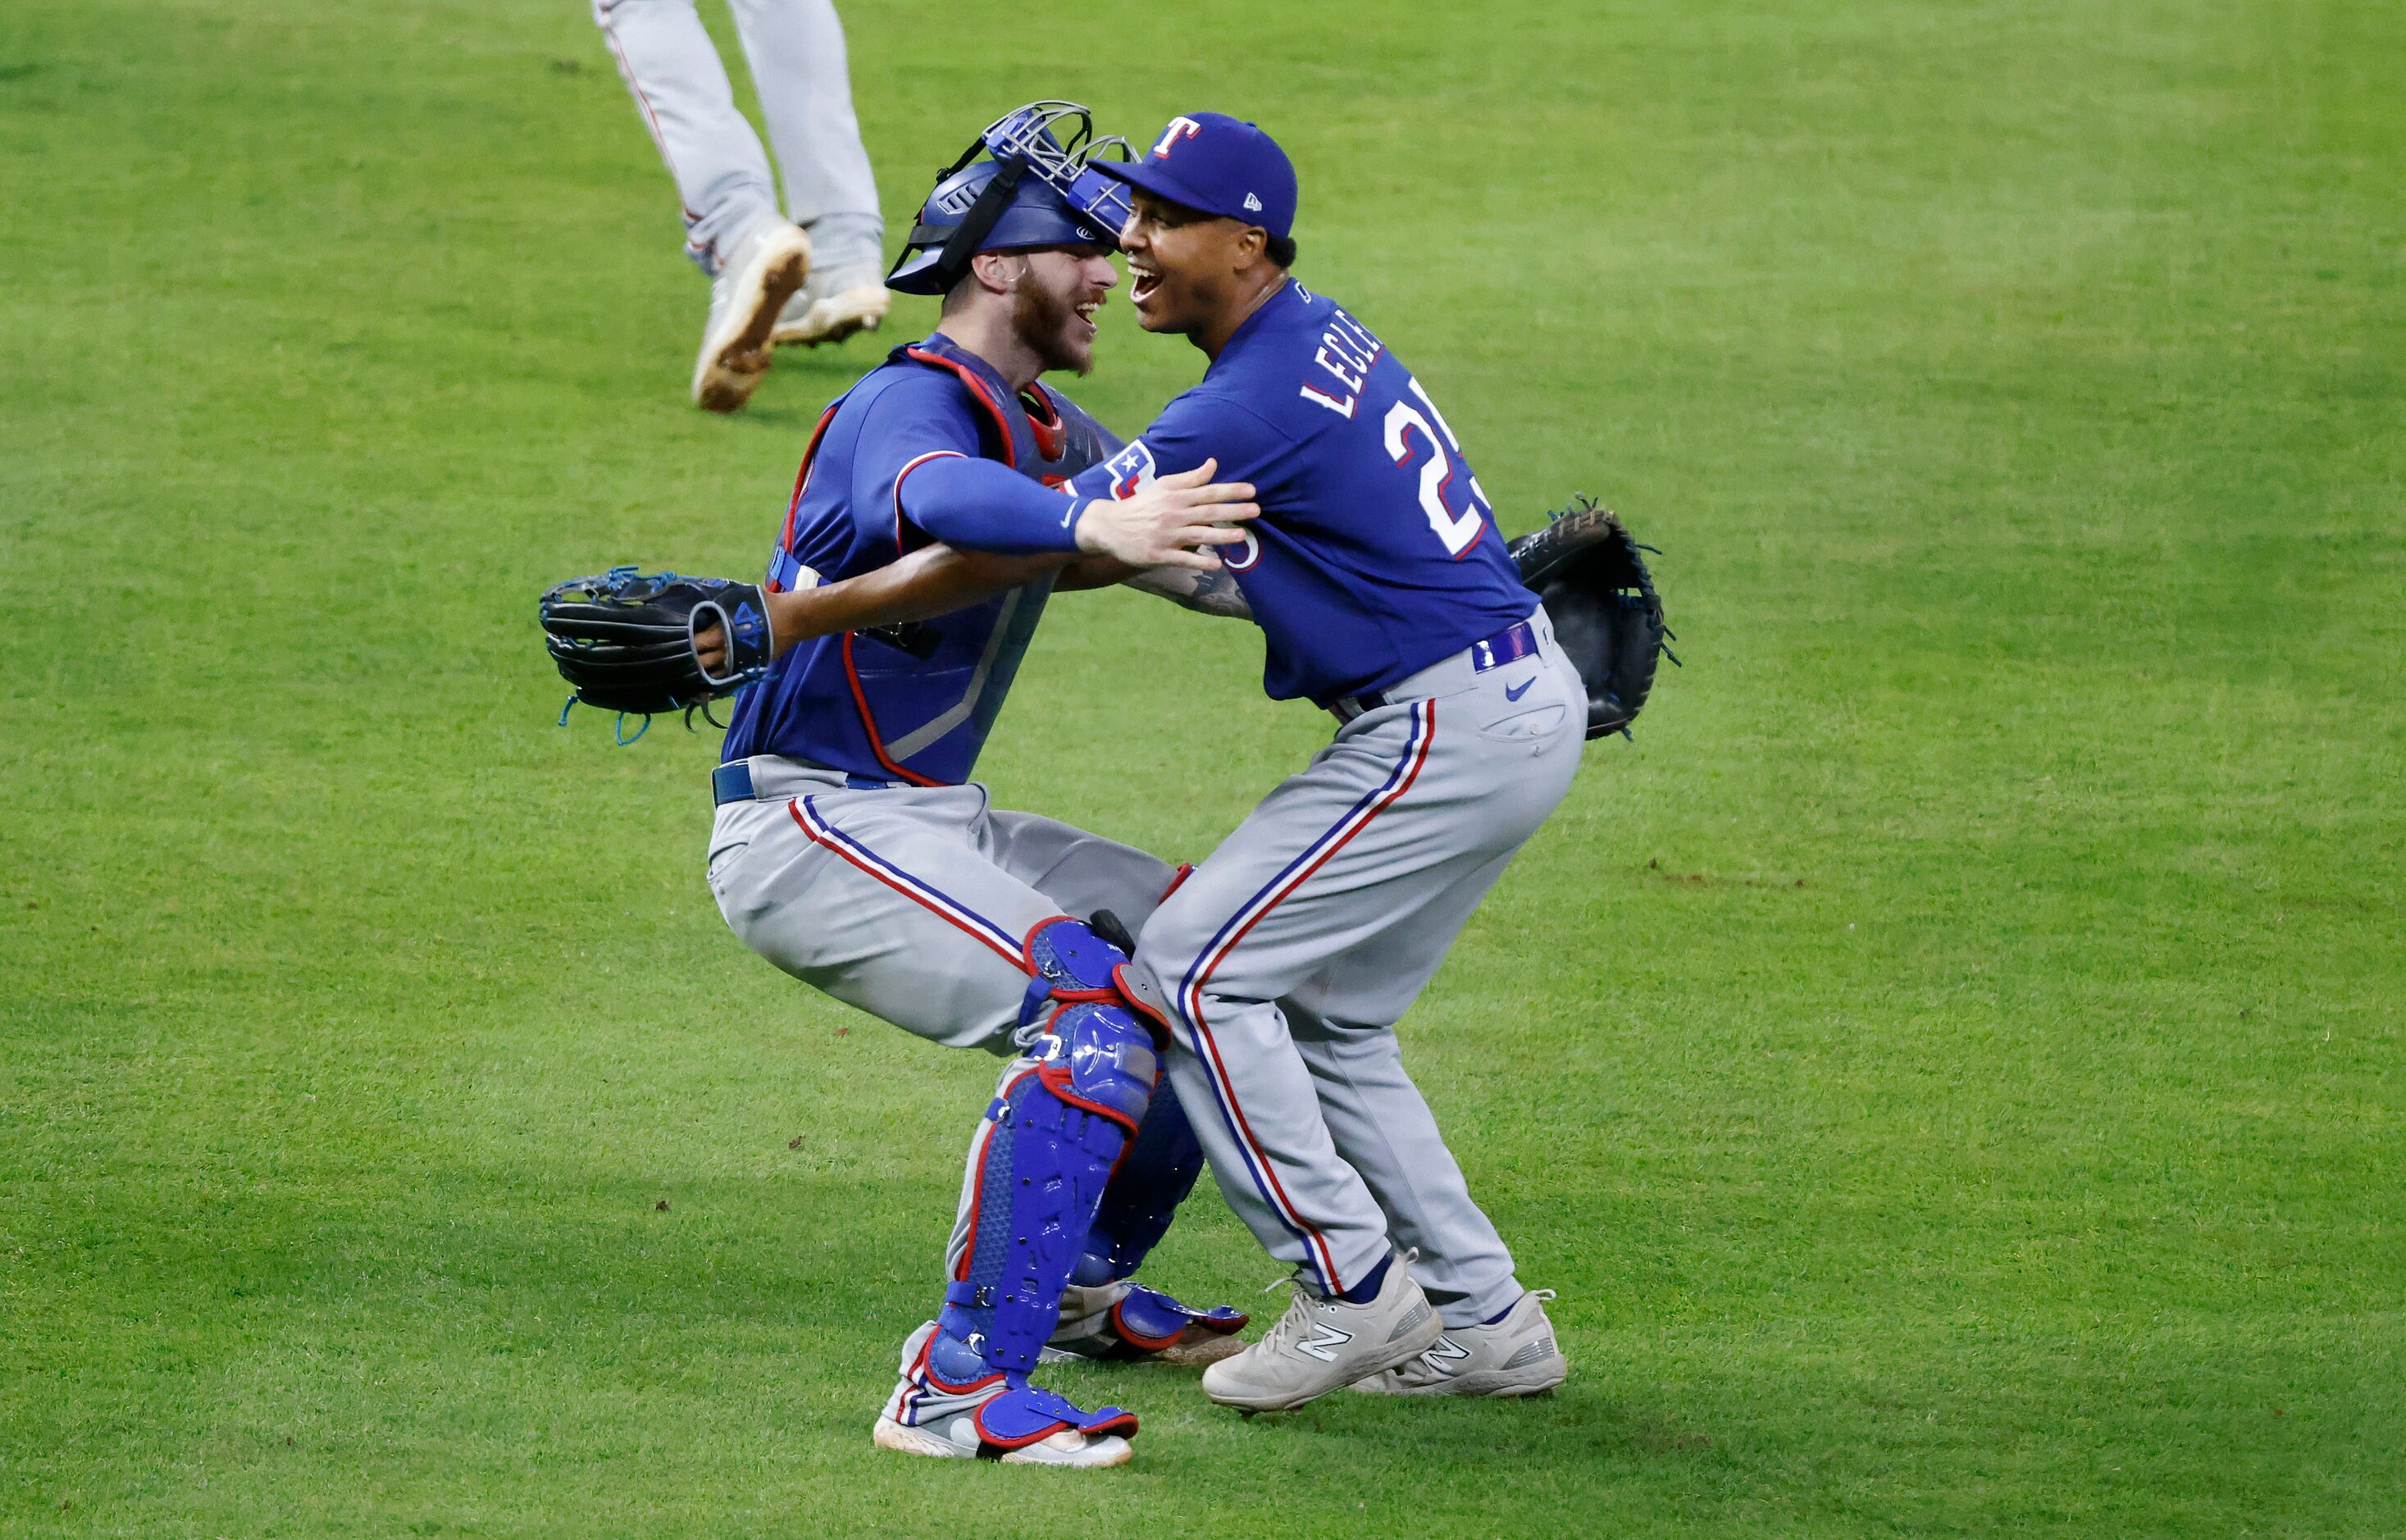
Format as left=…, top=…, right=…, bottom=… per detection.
left=944, top=1003, right=1158, bottom=1374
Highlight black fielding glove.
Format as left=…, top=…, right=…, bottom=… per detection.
left=538, top=567, right=774, bottom=726
left=1506, top=499, right=1677, bottom=740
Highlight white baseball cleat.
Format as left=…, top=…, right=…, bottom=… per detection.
left=874, top=1320, right=1141, bottom=1466
left=1200, top=1254, right=1442, bottom=1414
left=871, top=1412, right=1132, bottom=1468
left=690, top=219, right=812, bottom=412
left=772, top=262, right=891, bottom=349
left=1351, top=1288, right=1568, bottom=1398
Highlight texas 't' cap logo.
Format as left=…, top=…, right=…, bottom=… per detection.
left=1151, top=116, right=1203, bottom=158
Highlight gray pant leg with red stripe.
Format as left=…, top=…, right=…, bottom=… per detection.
left=1129, top=636, right=1588, bottom=1329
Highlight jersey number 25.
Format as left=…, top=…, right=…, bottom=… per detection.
left=1383, top=377, right=1491, bottom=558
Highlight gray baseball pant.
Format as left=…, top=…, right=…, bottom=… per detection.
left=705, top=762, right=1180, bottom=1290
left=1129, top=606, right=1587, bottom=1328
left=592, top=0, right=882, bottom=276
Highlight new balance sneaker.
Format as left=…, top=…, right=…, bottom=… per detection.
left=691, top=219, right=811, bottom=412
left=1352, top=1288, right=1568, bottom=1398
left=1042, top=1283, right=1251, bottom=1368
left=1200, top=1255, right=1442, bottom=1413
left=771, top=262, right=890, bottom=349
left=873, top=1321, right=1136, bottom=1467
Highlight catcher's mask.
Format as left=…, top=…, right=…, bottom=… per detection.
left=886, top=102, right=1137, bottom=296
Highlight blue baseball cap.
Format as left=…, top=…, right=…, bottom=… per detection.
left=1094, top=112, right=1297, bottom=239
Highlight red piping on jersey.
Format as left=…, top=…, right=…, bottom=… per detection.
left=839, top=633, right=947, bottom=786
left=773, top=399, right=845, bottom=583
left=891, top=449, right=966, bottom=552
left=905, top=346, right=1017, bottom=469
left=837, top=348, right=1020, bottom=783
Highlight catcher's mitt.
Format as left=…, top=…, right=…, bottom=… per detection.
left=538, top=567, right=774, bottom=740
left=1507, top=498, right=1678, bottom=740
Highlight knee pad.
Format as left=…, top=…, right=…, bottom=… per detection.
left=942, top=992, right=1160, bottom=1375
left=1018, top=916, right=1169, bottom=1047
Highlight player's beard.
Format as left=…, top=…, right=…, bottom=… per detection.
left=1011, top=273, right=1095, bottom=377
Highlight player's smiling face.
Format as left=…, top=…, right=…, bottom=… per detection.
left=1005, top=246, right=1118, bottom=376
left=1119, top=191, right=1251, bottom=337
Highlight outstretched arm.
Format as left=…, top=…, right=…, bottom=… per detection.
left=902, top=456, right=1260, bottom=569
left=694, top=544, right=1073, bottom=672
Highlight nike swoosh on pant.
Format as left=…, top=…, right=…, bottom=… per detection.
left=1504, top=677, right=1535, bottom=701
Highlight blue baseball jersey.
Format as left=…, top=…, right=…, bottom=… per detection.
left=720, top=335, right=1120, bottom=785
left=1064, top=280, right=1534, bottom=706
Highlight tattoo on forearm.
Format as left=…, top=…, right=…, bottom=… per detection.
left=1127, top=563, right=1252, bottom=619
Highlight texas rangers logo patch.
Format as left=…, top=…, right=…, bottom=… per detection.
left=1102, top=440, right=1157, bottom=500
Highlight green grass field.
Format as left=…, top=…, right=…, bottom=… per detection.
left=4, top=0, right=2402, bottom=1533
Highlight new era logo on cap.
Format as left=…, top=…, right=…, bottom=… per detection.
left=1097, top=112, right=1299, bottom=239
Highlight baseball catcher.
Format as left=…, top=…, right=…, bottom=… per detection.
left=541, top=103, right=1268, bottom=1468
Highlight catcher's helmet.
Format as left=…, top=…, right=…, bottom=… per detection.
left=885, top=103, right=1136, bottom=296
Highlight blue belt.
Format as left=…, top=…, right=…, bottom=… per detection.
left=1328, top=618, right=1539, bottom=721
left=712, top=759, right=907, bottom=805
left=1469, top=619, right=1542, bottom=673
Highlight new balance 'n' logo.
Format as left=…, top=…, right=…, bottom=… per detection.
left=1296, top=1319, right=1355, bottom=1362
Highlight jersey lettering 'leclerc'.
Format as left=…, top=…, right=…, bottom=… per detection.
left=1067, top=280, right=1535, bottom=707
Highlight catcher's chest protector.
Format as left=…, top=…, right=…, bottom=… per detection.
left=719, top=335, right=1122, bottom=786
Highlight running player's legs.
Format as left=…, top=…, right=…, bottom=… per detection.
left=591, top=0, right=783, bottom=274
left=1132, top=712, right=1456, bottom=1297
left=723, top=0, right=882, bottom=271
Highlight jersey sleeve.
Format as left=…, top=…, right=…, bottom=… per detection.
left=1063, top=388, right=1291, bottom=508
left=847, top=375, right=1087, bottom=556
left=897, top=456, right=1087, bottom=555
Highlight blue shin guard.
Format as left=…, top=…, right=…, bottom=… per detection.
left=1078, top=1076, right=1206, bottom=1286
left=941, top=1000, right=1157, bottom=1371
left=909, top=918, right=1161, bottom=1447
